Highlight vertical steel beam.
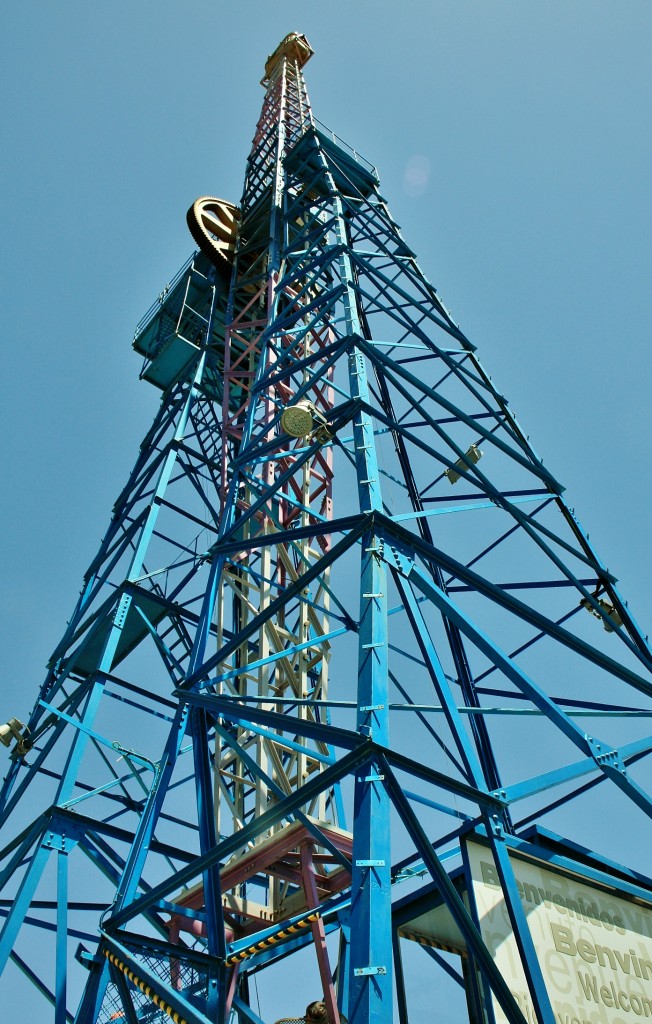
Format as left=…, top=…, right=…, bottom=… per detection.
left=300, top=844, right=340, bottom=1024
left=55, top=850, right=69, bottom=1024
left=392, top=932, right=409, bottom=1024
left=484, top=821, right=556, bottom=1024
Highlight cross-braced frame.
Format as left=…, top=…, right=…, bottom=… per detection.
left=1, top=31, right=652, bottom=1024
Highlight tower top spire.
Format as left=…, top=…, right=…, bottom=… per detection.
left=263, top=32, right=313, bottom=83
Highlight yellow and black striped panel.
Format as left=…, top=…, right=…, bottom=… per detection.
left=397, top=930, right=467, bottom=958
left=225, top=912, right=320, bottom=967
left=104, top=949, right=189, bottom=1024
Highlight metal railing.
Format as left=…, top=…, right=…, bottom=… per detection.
left=133, top=251, right=196, bottom=341
left=312, top=118, right=378, bottom=178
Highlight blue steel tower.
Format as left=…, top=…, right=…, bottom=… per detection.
left=2, top=31, right=652, bottom=1024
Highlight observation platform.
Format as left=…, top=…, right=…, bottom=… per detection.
left=286, top=120, right=379, bottom=199
left=133, top=250, right=229, bottom=398
left=49, top=584, right=171, bottom=677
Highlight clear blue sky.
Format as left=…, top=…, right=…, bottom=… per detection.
left=1, top=1, right=651, bottom=1019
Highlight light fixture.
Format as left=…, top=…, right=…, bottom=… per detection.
left=0, top=717, right=31, bottom=758
left=281, top=400, right=315, bottom=438
left=445, top=443, right=483, bottom=485
left=580, top=595, right=623, bottom=633
left=0, top=717, right=24, bottom=747
left=281, top=400, right=320, bottom=439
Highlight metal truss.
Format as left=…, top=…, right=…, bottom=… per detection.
left=2, top=30, right=652, bottom=1024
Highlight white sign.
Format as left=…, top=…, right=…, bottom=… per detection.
left=465, top=840, right=652, bottom=1024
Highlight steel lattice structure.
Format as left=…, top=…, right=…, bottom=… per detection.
left=2, top=31, right=652, bottom=1024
